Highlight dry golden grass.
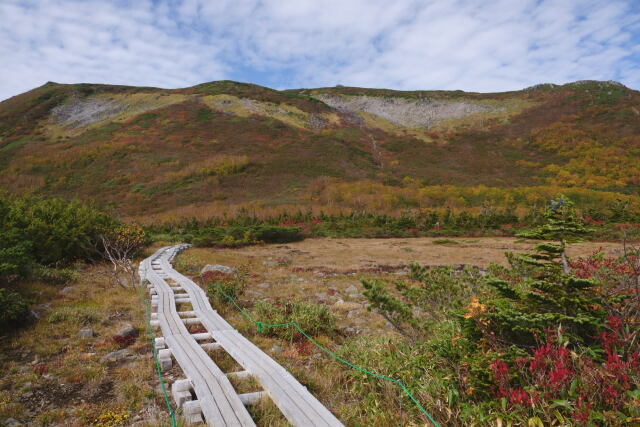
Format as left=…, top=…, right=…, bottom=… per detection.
left=181, top=236, right=621, bottom=272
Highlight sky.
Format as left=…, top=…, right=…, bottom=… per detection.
left=1, top=0, right=639, bottom=101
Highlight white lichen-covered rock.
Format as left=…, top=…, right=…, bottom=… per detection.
left=200, top=264, right=236, bottom=275
left=314, top=94, right=496, bottom=128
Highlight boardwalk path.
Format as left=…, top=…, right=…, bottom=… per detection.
left=139, top=245, right=343, bottom=426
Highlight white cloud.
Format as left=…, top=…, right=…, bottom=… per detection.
left=0, top=0, right=638, bottom=101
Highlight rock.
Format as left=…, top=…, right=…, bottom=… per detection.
left=348, top=293, right=363, bottom=300
left=315, top=292, right=327, bottom=300
left=246, top=290, right=263, bottom=297
left=115, top=324, right=138, bottom=339
left=347, top=309, right=364, bottom=318
left=26, top=310, right=39, bottom=321
left=315, top=94, right=494, bottom=128
left=262, top=261, right=278, bottom=267
left=59, top=286, right=74, bottom=295
left=270, top=345, right=283, bottom=354
left=4, top=418, right=23, bottom=427
left=77, top=327, right=95, bottom=339
left=257, top=283, right=271, bottom=289
left=333, top=299, right=361, bottom=311
left=100, top=349, right=132, bottom=363
left=345, top=285, right=358, bottom=293
left=201, top=264, right=236, bottom=275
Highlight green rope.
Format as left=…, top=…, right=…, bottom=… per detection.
left=211, top=281, right=441, bottom=427
left=137, top=278, right=177, bottom=427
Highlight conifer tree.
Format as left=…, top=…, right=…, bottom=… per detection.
left=516, top=196, right=591, bottom=274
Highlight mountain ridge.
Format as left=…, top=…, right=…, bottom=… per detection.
left=1, top=79, right=638, bottom=220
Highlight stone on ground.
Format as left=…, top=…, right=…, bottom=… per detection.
left=115, top=324, right=138, bottom=339
left=201, top=264, right=236, bottom=275
left=77, top=327, right=95, bottom=339
left=100, top=349, right=132, bottom=363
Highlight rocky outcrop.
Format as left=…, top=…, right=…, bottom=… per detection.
left=314, top=94, right=496, bottom=128
left=50, top=97, right=127, bottom=128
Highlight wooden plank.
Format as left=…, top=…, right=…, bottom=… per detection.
left=142, top=247, right=256, bottom=427
left=214, top=331, right=328, bottom=425
left=214, top=330, right=340, bottom=427
left=143, top=245, right=343, bottom=426
left=167, top=335, right=255, bottom=427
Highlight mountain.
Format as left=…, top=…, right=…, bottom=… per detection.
left=0, top=80, right=639, bottom=221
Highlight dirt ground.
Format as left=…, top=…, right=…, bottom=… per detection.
left=208, top=236, right=622, bottom=269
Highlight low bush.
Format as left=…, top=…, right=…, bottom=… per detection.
left=0, top=288, right=29, bottom=331
left=357, top=197, right=640, bottom=424
left=362, top=264, right=485, bottom=340
left=48, top=306, right=101, bottom=325
left=192, top=225, right=303, bottom=247
left=0, top=194, right=123, bottom=286
left=0, top=194, right=141, bottom=332
left=204, top=268, right=247, bottom=306
left=252, top=300, right=336, bottom=341
left=35, top=267, right=78, bottom=285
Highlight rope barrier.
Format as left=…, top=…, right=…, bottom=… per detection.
left=210, top=281, right=441, bottom=427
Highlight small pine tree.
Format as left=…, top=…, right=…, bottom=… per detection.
left=516, top=196, right=591, bottom=274
left=467, top=196, right=604, bottom=347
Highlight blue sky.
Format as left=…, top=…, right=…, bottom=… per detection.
left=1, top=0, right=639, bottom=101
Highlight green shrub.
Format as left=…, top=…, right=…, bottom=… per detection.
left=362, top=264, right=485, bottom=340
left=0, top=194, right=121, bottom=278
left=251, top=226, right=304, bottom=243
left=192, top=225, right=303, bottom=248
left=0, top=239, right=32, bottom=282
left=432, top=238, right=459, bottom=245
left=0, top=288, right=29, bottom=331
left=48, top=306, right=100, bottom=325
left=35, top=267, right=78, bottom=285
left=206, top=278, right=246, bottom=306
left=252, top=301, right=336, bottom=340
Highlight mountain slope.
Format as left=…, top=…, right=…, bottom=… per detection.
left=0, top=80, right=638, bottom=218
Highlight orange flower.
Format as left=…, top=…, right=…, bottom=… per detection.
left=463, top=296, right=486, bottom=319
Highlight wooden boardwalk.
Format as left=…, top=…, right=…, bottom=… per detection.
left=140, top=245, right=343, bottom=427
